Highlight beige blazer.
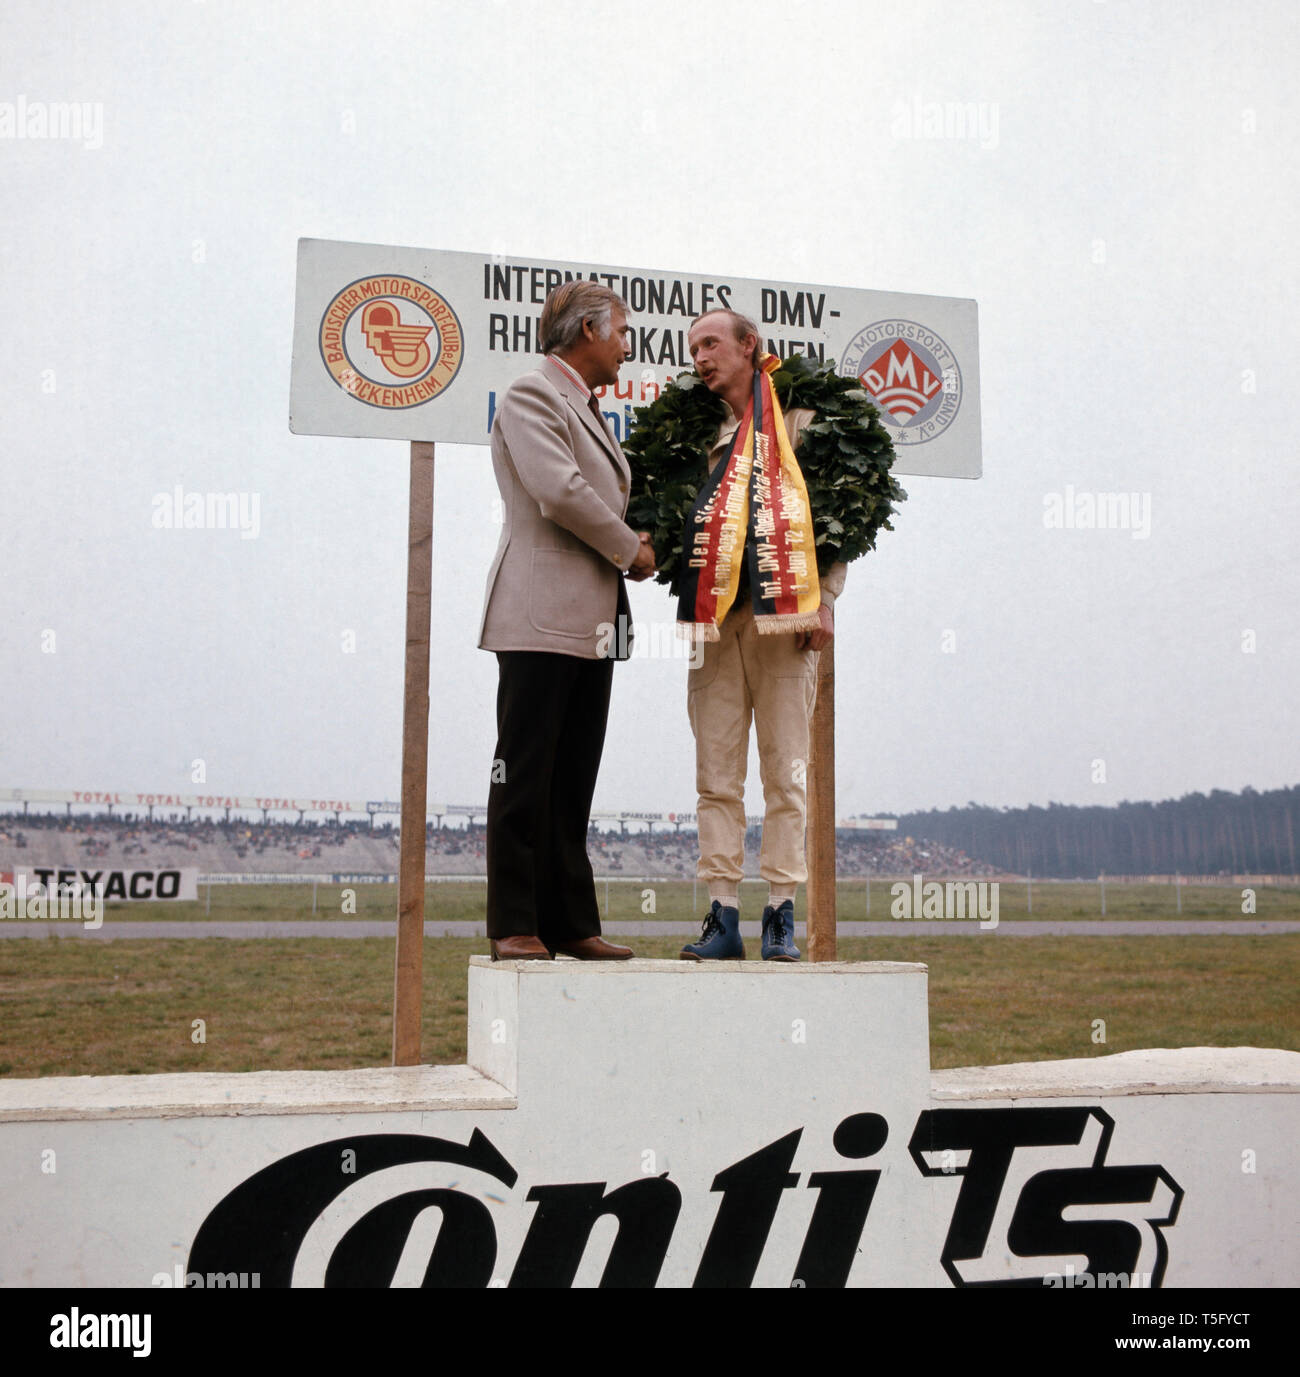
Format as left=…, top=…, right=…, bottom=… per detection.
left=479, top=362, right=641, bottom=658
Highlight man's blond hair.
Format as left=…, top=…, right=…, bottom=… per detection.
left=691, top=308, right=762, bottom=368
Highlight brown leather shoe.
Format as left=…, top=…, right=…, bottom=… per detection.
left=548, top=937, right=635, bottom=960
left=490, top=936, right=554, bottom=961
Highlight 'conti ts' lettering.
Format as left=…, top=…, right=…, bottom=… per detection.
left=909, top=1107, right=1183, bottom=1287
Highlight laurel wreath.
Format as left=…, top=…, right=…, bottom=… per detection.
left=623, top=353, right=907, bottom=596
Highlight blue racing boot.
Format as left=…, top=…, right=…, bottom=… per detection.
left=761, top=900, right=801, bottom=961
left=680, top=900, right=744, bottom=960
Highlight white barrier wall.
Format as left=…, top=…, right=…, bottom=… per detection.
left=0, top=959, right=1295, bottom=1288
left=924, top=1050, right=1297, bottom=1289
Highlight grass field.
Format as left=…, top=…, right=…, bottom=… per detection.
left=21, top=876, right=1300, bottom=924
left=1, top=876, right=1297, bottom=1078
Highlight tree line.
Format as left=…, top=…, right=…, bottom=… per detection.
left=891, top=784, right=1299, bottom=878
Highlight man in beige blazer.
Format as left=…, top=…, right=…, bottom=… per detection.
left=478, top=281, right=655, bottom=961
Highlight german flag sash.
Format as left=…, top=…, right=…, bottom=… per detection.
left=678, top=355, right=821, bottom=641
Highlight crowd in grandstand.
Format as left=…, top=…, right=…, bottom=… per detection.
left=0, top=810, right=998, bottom=878
left=2, top=812, right=361, bottom=856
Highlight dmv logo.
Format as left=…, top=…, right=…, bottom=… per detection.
left=842, top=318, right=963, bottom=446
left=862, top=338, right=942, bottom=421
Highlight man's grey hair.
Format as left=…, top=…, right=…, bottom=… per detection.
left=540, top=280, right=629, bottom=355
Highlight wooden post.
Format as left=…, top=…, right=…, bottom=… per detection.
left=392, top=442, right=434, bottom=1066
left=806, top=640, right=836, bottom=961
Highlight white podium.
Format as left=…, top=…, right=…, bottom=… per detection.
left=0, top=957, right=1296, bottom=1287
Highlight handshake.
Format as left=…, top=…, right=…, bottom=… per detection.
left=626, top=531, right=656, bottom=582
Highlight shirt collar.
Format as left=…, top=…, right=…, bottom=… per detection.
left=714, top=403, right=742, bottom=450
left=546, top=353, right=590, bottom=399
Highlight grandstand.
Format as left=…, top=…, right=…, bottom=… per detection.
left=0, top=807, right=997, bottom=880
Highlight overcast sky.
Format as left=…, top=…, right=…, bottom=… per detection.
left=2, top=0, right=1297, bottom=823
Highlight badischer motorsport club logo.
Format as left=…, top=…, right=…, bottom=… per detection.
left=842, top=318, right=963, bottom=445
left=318, top=274, right=464, bottom=409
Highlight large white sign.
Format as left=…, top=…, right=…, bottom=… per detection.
left=2, top=962, right=1295, bottom=1289
left=289, top=239, right=982, bottom=479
